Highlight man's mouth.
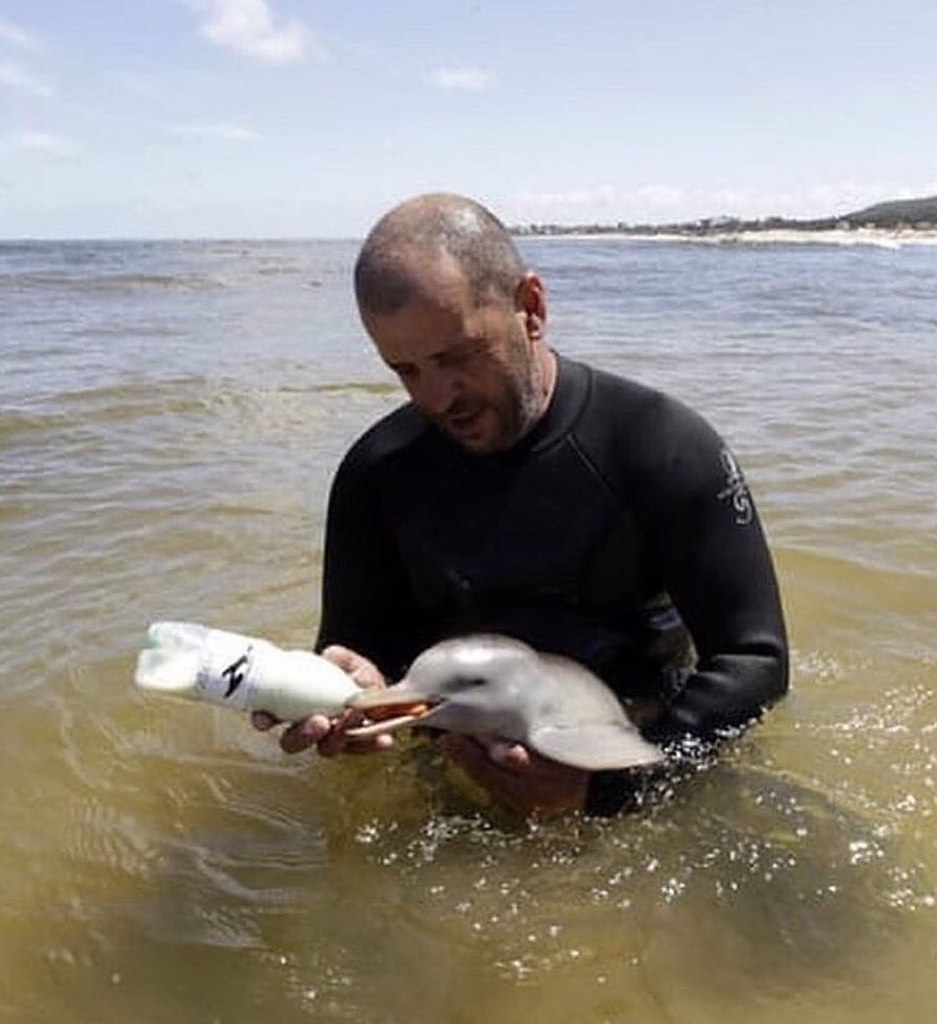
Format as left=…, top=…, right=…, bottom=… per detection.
left=442, top=403, right=486, bottom=436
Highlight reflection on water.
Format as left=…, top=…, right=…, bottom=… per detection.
left=1, top=238, right=936, bottom=1022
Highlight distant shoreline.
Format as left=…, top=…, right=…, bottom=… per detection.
left=516, top=226, right=937, bottom=248
left=513, top=193, right=937, bottom=244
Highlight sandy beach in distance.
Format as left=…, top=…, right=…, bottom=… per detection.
left=532, top=228, right=937, bottom=248
left=643, top=227, right=937, bottom=247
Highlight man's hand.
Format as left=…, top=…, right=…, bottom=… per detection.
left=440, top=734, right=589, bottom=815
left=251, top=644, right=395, bottom=757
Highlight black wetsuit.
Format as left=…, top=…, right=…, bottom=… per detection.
left=316, top=355, right=788, bottom=814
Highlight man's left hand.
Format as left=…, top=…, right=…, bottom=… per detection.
left=440, top=734, right=589, bottom=815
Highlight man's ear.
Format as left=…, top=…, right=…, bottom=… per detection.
left=515, top=271, right=547, bottom=341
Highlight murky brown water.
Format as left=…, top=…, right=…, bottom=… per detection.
left=1, top=237, right=935, bottom=1022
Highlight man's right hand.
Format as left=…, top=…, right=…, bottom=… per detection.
left=251, top=644, right=395, bottom=757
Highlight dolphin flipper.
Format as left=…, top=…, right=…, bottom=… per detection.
left=529, top=723, right=664, bottom=771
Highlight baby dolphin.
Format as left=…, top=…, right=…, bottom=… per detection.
left=345, top=635, right=663, bottom=771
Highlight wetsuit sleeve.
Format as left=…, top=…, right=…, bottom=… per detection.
left=638, top=405, right=789, bottom=745
left=314, top=446, right=422, bottom=681
left=585, top=401, right=788, bottom=817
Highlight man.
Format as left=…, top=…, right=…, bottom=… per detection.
left=255, top=192, right=789, bottom=816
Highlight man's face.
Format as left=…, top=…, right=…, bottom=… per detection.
left=361, top=258, right=549, bottom=455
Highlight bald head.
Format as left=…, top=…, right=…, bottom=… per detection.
left=354, top=193, right=526, bottom=316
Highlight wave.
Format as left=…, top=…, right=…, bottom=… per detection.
left=0, top=376, right=400, bottom=446
left=0, top=377, right=218, bottom=442
left=0, top=272, right=229, bottom=293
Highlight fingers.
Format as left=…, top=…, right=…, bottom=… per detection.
left=318, top=644, right=362, bottom=673
left=441, top=735, right=526, bottom=779
left=320, top=645, right=386, bottom=690
left=280, top=714, right=332, bottom=754
left=443, top=734, right=531, bottom=769
left=484, top=739, right=531, bottom=768
left=254, top=708, right=395, bottom=757
left=440, top=735, right=588, bottom=814
left=318, top=720, right=395, bottom=757
left=253, top=644, right=390, bottom=757
left=251, top=710, right=279, bottom=731
left=440, top=735, right=535, bottom=812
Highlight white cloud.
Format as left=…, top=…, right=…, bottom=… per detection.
left=168, top=122, right=260, bottom=141
left=431, top=66, right=496, bottom=91
left=507, top=181, right=937, bottom=227
left=511, top=185, right=619, bottom=212
left=633, top=184, right=686, bottom=210
left=182, top=0, right=323, bottom=64
left=509, top=184, right=758, bottom=225
left=0, top=60, right=53, bottom=97
left=0, top=16, right=41, bottom=51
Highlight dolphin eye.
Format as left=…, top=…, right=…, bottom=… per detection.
left=459, top=676, right=486, bottom=687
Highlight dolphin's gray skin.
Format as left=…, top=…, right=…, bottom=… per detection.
left=345, top=635, right=663, bottom=771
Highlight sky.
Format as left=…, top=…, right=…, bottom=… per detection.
left=1, top=0, right=936, bottom=238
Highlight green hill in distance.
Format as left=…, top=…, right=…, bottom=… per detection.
left=844, top=194, right=937, bottom=227
left=515, top=194, right=937, bottom=237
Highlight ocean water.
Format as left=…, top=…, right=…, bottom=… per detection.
left=1, top=235, right=935, bottom=1023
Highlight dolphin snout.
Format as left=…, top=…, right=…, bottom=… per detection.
left=344, top=684, right=438, bottom=739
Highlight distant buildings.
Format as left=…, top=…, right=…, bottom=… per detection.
left=513, top=194, right=937, bottom=237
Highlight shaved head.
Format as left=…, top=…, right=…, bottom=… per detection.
left=354, top=193, right=526, bottom=315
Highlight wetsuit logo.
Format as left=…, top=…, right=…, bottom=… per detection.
left=717, top=449, right=753, bottom=525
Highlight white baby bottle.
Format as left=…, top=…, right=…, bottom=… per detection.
left=135, top=621, right=359, bottom=720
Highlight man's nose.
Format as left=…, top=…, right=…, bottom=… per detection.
left=414, top=365, right=461, bottom=415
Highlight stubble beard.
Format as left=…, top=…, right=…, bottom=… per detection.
left=481, top=337, right=548, bottom=453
